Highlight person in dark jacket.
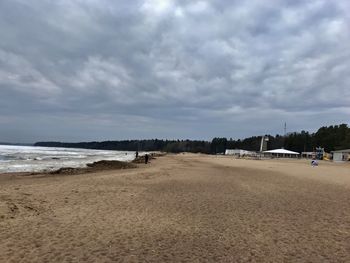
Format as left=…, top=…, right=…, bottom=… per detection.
left=145, top=154, right=149, bottom=164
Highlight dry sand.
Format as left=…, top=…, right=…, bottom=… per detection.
left=1, top=154, right=350, bottom=262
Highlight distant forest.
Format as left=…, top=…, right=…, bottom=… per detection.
left=35, top=124, right=350, bottom=154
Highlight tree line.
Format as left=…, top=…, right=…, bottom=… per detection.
left=35, top=124, right=350, bottom=154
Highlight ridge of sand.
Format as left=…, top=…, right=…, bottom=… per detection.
left=1, top=154, right=350, bottom=262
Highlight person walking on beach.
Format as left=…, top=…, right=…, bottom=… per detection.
left=145, top=154, right=149, bottom=164
left=135, top=151, right=139, bottom=158
left=311, top=157, right=318, bottom=167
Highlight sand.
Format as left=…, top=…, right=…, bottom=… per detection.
left=0, top=154, right=350, bottom=262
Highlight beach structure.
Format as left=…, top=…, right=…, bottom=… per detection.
left=315, top=147, right=325, bottom=160
left=225, top=149, right=255, bottom=157
left=259, top=136, right=269, bottom=152
left=331, top=149, right=350, bottom=162
left=263, top=148, right=300, bottom=158
left=301, top=152, right=315, bottom=159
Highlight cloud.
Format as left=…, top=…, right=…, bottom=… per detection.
left=0, top=50, right=61, bottom=97
left=0, top=0, right=349, bottom=142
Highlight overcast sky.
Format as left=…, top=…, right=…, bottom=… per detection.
left=0, top=0, right=349, bottom=143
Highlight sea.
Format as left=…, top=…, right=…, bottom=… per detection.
left=0, top=144, right=136, bottom=173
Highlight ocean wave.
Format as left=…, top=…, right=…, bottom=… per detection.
left=0, top=145, right=136, bottom=173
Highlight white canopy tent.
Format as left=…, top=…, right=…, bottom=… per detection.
left=263, top=148, right=300, bottom=158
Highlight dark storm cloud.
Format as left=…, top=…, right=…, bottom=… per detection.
left=0, top=0, right=349, bottom=142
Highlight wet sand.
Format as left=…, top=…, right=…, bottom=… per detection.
left=1, top=154, right=350, bottom=262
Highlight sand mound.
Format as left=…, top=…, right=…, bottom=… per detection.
left=50, top=160, right=136, bottom=175
left=86, top=160, right=136, bottom=170
left=132, top=152, right=166, bottom=163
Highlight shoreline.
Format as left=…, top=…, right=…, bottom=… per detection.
left=0, top=160, right=137, bottom=178
left=0, top=152, right=165, bottom=178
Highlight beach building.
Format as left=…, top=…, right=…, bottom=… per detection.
left=225, top=149, right=255, bottom=157
left=263, top=148, right=300, bottom=158
left=301, top=152, right=315, bottom=159
left=331, top=149, right=350, bottom=162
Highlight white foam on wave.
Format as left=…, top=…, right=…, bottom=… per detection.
left=0, top=145, right=136, bottom=173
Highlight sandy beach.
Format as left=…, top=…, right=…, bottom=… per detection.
left=1, top=154, right=350, bottom=262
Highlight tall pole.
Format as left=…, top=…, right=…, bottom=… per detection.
left=282, top=122, right=287, bottom=149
